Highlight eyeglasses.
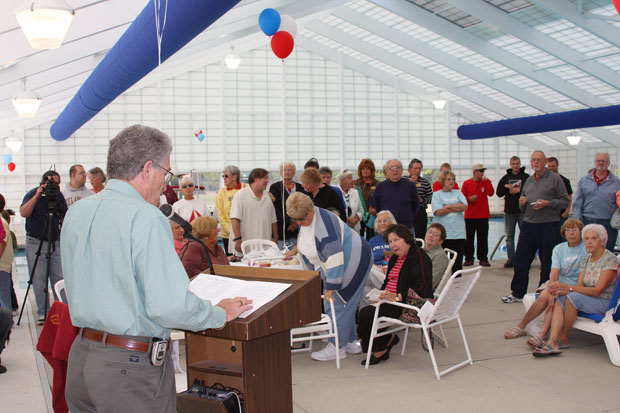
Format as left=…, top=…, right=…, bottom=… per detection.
left=388, top=165, right=402, bottom=171
left=290, top=215, right=307, bottom=222
left=222, top=174, right=229, bottom=178
left=426, top=231, right=442, bottom=238
left=181, top=184, right=194, bottom=189
left=475, top=169, right=485, bottom=172
left=156, top=164, right=173, bottom=183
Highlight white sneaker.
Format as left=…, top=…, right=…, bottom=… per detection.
left=310, top=342, right=346, bottom=361
left=501, top=294, right=522, bottom=303
left=345, top=340, right=362, bottom=354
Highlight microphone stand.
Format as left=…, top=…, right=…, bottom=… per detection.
left=183, top=230, right=215, bottom=275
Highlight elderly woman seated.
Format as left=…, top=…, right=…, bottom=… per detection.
left=181, top=216, right=229, bottom=278
left=504, top=218, right=586, bottom=348
left=423, top=223, right=450, bottom=292
left=357, top=224, right=433, bottom=365
left=170, top=221, right=188, bottom=255
left=533, top=223, right=618, bottom=357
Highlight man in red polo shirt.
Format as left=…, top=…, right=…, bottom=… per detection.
left=462, top=164, right=494, bottom=267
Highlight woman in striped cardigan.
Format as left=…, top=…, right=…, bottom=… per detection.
left=286, top=192, right=372, bottom=362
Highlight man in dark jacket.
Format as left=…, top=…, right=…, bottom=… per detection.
left=496, top=156, right=529, bottom=268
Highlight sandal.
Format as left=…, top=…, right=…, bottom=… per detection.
left=557, top=339, right=570, bottom=349
left=504, top=326, right=526, bottom=339
left=532, top=343, right=562, bottom=357
left=526, top=334, right=545, bottom=349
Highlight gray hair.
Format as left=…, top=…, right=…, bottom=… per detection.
left=179, top=176, right=195, bottom=186
left=595, top=152, right=610, bottom=161
left=107, top=125, right=172, bottom=181
left=88, top=166, right=107, bottom=183
left=224, top=165, right=241, bottom=183
left=582, top=223, right=608, bottom=244
left=280, top=160, right=296, bottom=173
left=386, top=158, right=403, bottom=168
left=374, top=210, right=397, bottom=232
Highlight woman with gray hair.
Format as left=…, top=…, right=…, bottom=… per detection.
left=285, top=192, right=371, bottom=362
left=88, top=167, right=106, bottom=193
left=534, top=223, right=618, bottom=357
left=337, top=169, right=364, bottom=233
left=172, top=176, right=208, bottom=222
left=216, top=165, right=246, bottom=254
left=269, top=161, right=304, bottom=248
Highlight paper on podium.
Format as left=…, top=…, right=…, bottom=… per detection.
left=189, top=273, right=291, bottom=318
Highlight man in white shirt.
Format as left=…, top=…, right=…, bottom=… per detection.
left=172, top=176, right=208, bottom=222
left=62, top=164, right=94, bottom=207
left=230, top=168, right=278, bottom=255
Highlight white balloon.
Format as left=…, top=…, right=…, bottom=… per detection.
left=278, top=14, right=297, bottom=38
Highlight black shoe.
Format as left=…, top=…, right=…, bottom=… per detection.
left=0, top=364, right=6, bottom=374
left=386, top=334, right=400, bottom=352
left=463, top=259, right=475, bottom=267
left=479, top=260, right=491, bottom=267
left=362, top=351, right=390, bottom=365
left=504, top=261, right=514, bottom=268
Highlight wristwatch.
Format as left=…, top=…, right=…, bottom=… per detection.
left=233, top=237, right=242, bottom=242
left=569, top=287, right=573, bottom=292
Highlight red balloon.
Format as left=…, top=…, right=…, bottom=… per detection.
left=614, top=0, right=620, bottom=15
left=7, top=162, right=15, bottom=172
left=271, top=31, right=294, bottom=59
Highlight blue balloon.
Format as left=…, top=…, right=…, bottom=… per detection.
left=3, top=154, right=11, bottom=164
left=259, top=8, right=281, bottom=36
left=197, top=133, right=205, bottom=142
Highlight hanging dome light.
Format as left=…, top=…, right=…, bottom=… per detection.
left=432, top=90, right=446, bottom=109
left=14, top=0, right=75, bottom=50
left=5, top=135, right=24, bottom=152
left=566, top=133, right=581, bottom=146
left=225, top=46, right=241, bottom=70
left=12, top=79, right=42, bottom=118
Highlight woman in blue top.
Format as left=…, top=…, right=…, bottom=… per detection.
left=369, top=210, right=397, bottom=266
left=285, top=192, right=372, bottom=362
left=431, top=171, right=467, bottom=273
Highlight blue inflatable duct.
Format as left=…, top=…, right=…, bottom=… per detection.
left=457, top=104, right=620, bottom=140
left=50, top=0, right=241, bottom=141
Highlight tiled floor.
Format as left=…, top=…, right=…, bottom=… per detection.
left=4, top=257, right=620, bottom=412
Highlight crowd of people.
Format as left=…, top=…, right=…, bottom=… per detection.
left=0, top=127, right=618, bottom=400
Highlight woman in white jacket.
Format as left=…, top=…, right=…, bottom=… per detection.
left=337, top=169, right=364, bottom=233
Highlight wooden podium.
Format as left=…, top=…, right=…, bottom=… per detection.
left=184, top=264, right=321, bottom=413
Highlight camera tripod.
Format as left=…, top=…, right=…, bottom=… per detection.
left=17, top=207, right=60, bottom=326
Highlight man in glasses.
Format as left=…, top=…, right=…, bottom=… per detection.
left=216, top=165, right=246, bottom=255
left=369, top=159, right=419, bottom=236
left=61, top=125, right=251, bottom=412
left=461, top=164, right=494, bottom=267
left=502, top=150, right=569, bottom=304
left=172, top=176, right=208, bottom=223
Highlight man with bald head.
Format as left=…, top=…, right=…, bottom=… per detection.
left=502, top=150, right=570, bottom=303
left=573, top=152, right=620, bottom=251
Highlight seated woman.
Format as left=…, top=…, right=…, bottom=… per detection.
left=369, top=210, right=397, bottom=266
left=504, top=218, right=586, bottom=347
left=285, top=192, right=371, bottom=361
left=181, top=216, right=229, bottom=278
left=170, top=221, right=188, bottom=255
left=299, top=168, right=347, bottom=222
left=424, top=223, right=450, bottom=292
left=357, top=224, right=433, bottom=365
left=533, top=223, right=618, bottom=357
left=360, top=210, right=397, bottom=308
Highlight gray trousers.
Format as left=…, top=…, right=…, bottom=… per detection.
left=66, top=333, right=176, bottom=413
left=25, top=236, right=63, bottom=318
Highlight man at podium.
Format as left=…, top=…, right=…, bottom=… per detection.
left=61, top=125, right=252, bottom=413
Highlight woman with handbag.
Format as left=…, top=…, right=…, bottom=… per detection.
left=357, top=224, right=433, bottom=365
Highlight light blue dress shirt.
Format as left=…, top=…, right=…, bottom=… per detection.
left=61, top=179, right=226, bottom=338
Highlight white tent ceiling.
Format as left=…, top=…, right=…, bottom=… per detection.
left=1, top=0, right=619, bottom=149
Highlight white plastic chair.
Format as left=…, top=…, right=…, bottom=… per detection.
left=54, top=279, right=67, bottom=304
left=415, top=238, right=425, bottom=249
left=290, top=295, right=341, bottom=369
left=240, top=239, right=279, bottom=256
left=429, top=247, right=458, bottom=347
left=170, top=330, right=185, bottom=374
left=364, top=267, right=482, bottom=380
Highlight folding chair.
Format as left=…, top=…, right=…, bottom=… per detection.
left=364, top=267, right=482, bottom=380
left=429, top=247, right=458, bottom=347
left=240, top=239, right=279, bottom=256
left=290, top=295, right=341, bottom=368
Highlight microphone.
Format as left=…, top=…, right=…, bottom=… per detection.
left=159, top=204, right=193, bottom=236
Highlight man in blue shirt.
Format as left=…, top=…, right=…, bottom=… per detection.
left=572, top=152, right=620, bottom=251
left=20, top=171, right=68, bottom=324
left=61, top=125, right=252, bottom=412
left=370, top=159, right=419, bottom=236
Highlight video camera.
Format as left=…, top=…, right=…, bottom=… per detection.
left=41, top=175, right=60, bottom=210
